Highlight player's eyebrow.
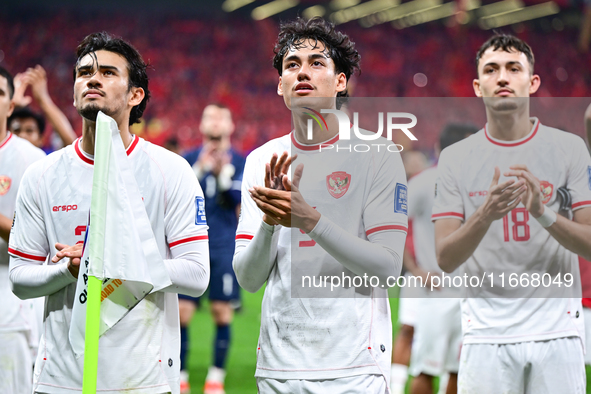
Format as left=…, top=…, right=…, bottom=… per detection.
left=0, top=87, right=5, bottom=96
left=483, top=60, right=523, bottom=69
left=76, top=64, right=120, bottom=74
left=283, top=53, right=328, bottom=64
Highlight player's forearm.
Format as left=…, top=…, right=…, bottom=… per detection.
left=38, top=97, right=76, bottom=146
left=9, top=257, right=76, bottom=299
left=436, top=210, right=492, bottom=273
left=308, top=215, right=405, bottom=282
left=402, top=247, right=423, bottom=277
left=545, top=215, right=591, bottom=261
left=233, top=221, right=279, bottom=293
left=0, top=213, right=12, bottom=243
left=162, top=241, right=210, bottom=297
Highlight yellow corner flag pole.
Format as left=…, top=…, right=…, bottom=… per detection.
left=82, top=113, right=112, bottom=393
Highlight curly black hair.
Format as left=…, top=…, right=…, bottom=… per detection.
left=0, top=66, right=14, bottom=99
left=73, top=32, right=150, bottom=126
left=476, top=34, right=535, bottom=74
left=273, top=17, right=361, bottom=100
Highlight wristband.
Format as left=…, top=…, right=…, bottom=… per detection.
left=535, top=205, right=557, bottom=228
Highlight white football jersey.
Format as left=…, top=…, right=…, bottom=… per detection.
left=432, top=119, right=591, bottom=344
left=408, top=166, right=441, bottom=275
left=235, top=132, right=408, bottom=380
left=0, top=133, right=45, bottom=333
left=9, top=136, right=208, bottom=394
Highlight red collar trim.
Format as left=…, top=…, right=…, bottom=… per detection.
left=0, top=132, right=13, bottom=150
left=75, top=135, right=140, bottom=165
left=291, top=132, right=339, bottom=151
left=484, top=119, right=539, bottom=147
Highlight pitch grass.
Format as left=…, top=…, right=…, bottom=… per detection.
left=187, top=288, right=591, bottom=394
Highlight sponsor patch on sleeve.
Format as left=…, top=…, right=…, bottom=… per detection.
left=394, top=183, right=408, bottom=215
left=195, top=196, right=207, bottom=225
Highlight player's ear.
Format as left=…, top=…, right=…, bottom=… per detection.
left=473, top=78, right=482, bottom=97
left=277, top=76, right=283, bottom=97
left=7, top=100, right=14, bottom=118
left=336, top=72, right=347, bottom=93
left=529, top=74, right=541, bottom=95
left=128, top=87, right=145, bottom=107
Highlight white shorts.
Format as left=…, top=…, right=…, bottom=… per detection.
left=257, top=374, right=388, bottom=394
left=584, top=307, right=591, bottom=364
left=458, top=337, right=585, bottom=394
left=0, top=330, right=33, bottom=394
left=409, top=298, right=461, bottom=376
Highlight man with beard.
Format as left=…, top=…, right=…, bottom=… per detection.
left=8, top=32, right=210, bottom=394
left=433, top=34, right=591, bottom=393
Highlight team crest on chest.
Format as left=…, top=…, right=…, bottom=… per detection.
left=0, top=176, right=11, bottom=195
left=539, top=181, right=553, bottom=204
left=326, top=171, right=351, bottom=199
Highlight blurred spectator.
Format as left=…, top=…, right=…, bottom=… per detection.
left=9, top=65, right=76, bottom=153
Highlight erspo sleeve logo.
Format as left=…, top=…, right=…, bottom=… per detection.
left=195, top=196, right=207, bottom=225
left=395, top=183, right=408, bottom=215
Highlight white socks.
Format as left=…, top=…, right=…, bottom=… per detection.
left=391, top=364, right=409, bottom=394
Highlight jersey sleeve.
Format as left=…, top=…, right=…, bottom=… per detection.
left=567, top=135, right=591, bottom=211
left=432, top=148, right=465, bottom=221
left=363, top=148, right=408, bottom=238
left=407, top=173, right=426, bottom=220
left=232, top=149, right=281, bottom=293
left=235, top=152, right=264, bottom=242
left=164, top=158, right=209, bottom=250
left=8, top=164, right=50, bottom=262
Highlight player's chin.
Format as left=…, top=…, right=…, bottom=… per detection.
left=78, top=104, right=110, bottom=122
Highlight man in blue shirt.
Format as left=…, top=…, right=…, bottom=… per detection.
left=182, top=103, right=245, bottom=394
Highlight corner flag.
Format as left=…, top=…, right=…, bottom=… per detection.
left=68, top=112, right=172, bottom=392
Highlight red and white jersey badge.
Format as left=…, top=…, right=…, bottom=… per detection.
left=326, top=171, right=351, bottom=199
left=0, top=175, right=11, bottom=195
left=539, top=180, right=553, bottom=204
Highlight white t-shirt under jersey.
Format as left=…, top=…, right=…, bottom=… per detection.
left=9, top=136, right=209, bottom=394
left=235, top=132, right=408, bottom=380
left=0, top=133, right=45, bottom=334
left=432, top=118, right=591, bottom=345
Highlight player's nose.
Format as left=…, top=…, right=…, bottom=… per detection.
left=86, top=73, right=103, bottom=88
left=297, top=64, right=311, bottom=81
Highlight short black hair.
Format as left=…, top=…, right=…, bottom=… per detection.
left=73, top=31, right=150, bottom=125
left=0, top=66, right=15, bottom=99
left=476, top=34, right=535, bottom=74
left=440, top=123, right=479, bottom=151
left=273, top=17, right=361, bottom=100
left=8, top=107, right=46, bottom=135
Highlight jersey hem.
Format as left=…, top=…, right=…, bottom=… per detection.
left=8, top=246, right=47, bottom=261
left=168, top=235, right=208, bottom=248
left=34, top=382, right=171, bottom=393
left=572, top=200, right=591, bottom=210
left=431, top=212, right=464, bottom=221
left=254, top=364, right=383, bottom=380
left=462, top=329, right=581, bottom=345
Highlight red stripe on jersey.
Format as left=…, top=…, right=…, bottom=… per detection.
left=8, top=247, right=47, bottom=262
left=431, top=212, right=464, bottom=219
left=0, top=132, right=13, bottom=149
left=366, top=225, right=408, bottom=236
left=236, top=234, right=254, bottom=240
left=484, top=121, right=539, bottom=147
left=573, top=201, right=591, bottom=209
left=75, top=135, right=140, bottom=165
left=291, top=132, right=339, bottom=151
left=169, top=235, right=208, bottom=248
left=126, top=135, right=139, bottom=155
left=74, top=138, right=94, bottom=165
